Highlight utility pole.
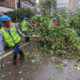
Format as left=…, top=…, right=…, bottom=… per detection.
left=11, top=0, right=13, bottom=8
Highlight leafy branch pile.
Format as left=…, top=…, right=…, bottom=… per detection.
left=30, top=11, right=80, bottom=57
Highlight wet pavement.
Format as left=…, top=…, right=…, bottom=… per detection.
left=0, top=42, right=80, bottom=80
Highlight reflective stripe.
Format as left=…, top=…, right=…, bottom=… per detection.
left=22, top=20, right=28, bottom=31
left=0, top=29, right=4, bottom=36
left=1, top=28, right=13, bottom=41
left=14, top=36, right=20, bottom=42
left=12, top=34, right=17, bottom=38
left=1, top=24, right=21, bottom=47
left=8, top=41, right=14, bottom=44
left=22, top=28, right=27, bottom=29
left=8, top=41, right=15, bottom=47
left=3, top=31, right=16, bottom=41
left=12, top=24, right=16, bottom=31
left=1, top=27, right=14, bottom=40
left=4, top=36, right=12, bottom=40
left=13, top=26, right=16, bottom=32
left=11, top=24, right=21, bottom=43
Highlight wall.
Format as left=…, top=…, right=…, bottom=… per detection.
left=0, top=0, right=16, bottom=9
left=57, top=0, right=80, bottom=10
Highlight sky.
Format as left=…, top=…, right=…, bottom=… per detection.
left=36, top=0, right=39, bottom=3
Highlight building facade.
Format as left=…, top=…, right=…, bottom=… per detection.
left=0, top=0, right=35, bottom=13
left=0, top=0, right=16, bottom=9
left=57, top=0, right=80, bottom=10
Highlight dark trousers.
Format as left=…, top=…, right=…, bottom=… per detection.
left=13, top=42, right=24, bottom=65
left=23, top=31, right=30, bottom=42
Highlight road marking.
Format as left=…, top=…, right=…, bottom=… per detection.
left=0, top=42, right=30, bottom=60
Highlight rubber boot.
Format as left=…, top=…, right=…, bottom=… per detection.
left=18, top=50, right=24, bottom=60
left=13, top=54, right=17, bottom=65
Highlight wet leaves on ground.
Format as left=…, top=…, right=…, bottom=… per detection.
left=8, top=72, right=11, bottom=75
left=6, top=61, right=11, bottom=64
left=74, top=65, right=80, bottom=71
left=0, top=64, right=5, bottom=68
left=70, top=73, right=75, bottom=76
left=51, top=74, right=54, bottom=80
left=25, top=52, right=30, bottom=56
left=1, top=75, right=5, bottom=78
left=18, top=71, right=23, bottom=74
left=31, top=59, right=36, bottom=63
left=21, top=78, right=24, bottom=80
left=56, top=64, right=64, bottom=68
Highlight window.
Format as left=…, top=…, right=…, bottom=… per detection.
left=57, top=0, right=69, bottom=8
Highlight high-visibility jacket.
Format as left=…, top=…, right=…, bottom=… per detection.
left=0, top=24, right=21, bottom=47
left=54, top=20, right=57, bottom=26
left=21, top=20, right=28, bottom=31
left=48, top=20, right=57, bottom=28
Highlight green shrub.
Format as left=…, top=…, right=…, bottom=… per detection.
left=31, top=14, right=80, bottom=56
left=0, top=22, right=3, bottom=28
left=55, top=50, right=66, bottom=56
left=7, top=8, right=35, bottom=22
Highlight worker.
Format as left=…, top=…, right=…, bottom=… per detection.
left=53, top=18, right=57, bottom=26
left=0, top=15, right=26, bottom=65
left=48, top=17, right=57, bottom=29
left=21, top=17, right=30, bottom=42
left=32, top=21, right=38, bottom=32
left=0, top=30, right=4, bottom=54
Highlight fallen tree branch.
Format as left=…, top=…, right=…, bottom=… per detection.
left=26, top=35, right=54, bottom=42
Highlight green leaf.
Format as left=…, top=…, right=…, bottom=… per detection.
left=8, top=72, right=11, bottom=75
left=21, top=78, right=24, bottom=80
left=1, top=75, right=5, bottom=78
left=18, top=71, right=23, bottom=74
left=56, top=64, right=64, bottom=68
left=25, top=60, right=28, bottom=63
left=7, top=62, right=11, bottom=64
left=31, top=59, right=36, bottom=63
left=74, top=66, right=80, bottom=71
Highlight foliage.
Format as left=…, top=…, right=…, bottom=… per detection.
left=69, top=13, right=80, bottom=36
left=56, top=64, right=64, bottom=68
left=76, top=56, right=80, bottom=61
left=5, top=8, right=80, bottom=57
left=30, top=10, right=80, bottom=56
left=53, top=8, right=80, bottom=36
left=7, top=8, right=35, bottom=22
left=0, top=22, right=3, bottom=28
